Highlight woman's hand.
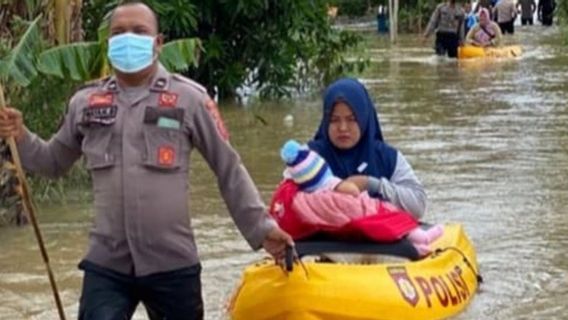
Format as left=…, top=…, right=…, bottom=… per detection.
left=334, top=180, right=361, bottom=196
left=344, top=175, right=369, bottom=191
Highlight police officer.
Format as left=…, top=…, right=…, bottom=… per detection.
left=0, top=2, right=292, bottom=319
left=422, top=0, right=465, bottom=58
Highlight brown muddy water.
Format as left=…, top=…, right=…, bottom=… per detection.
left=1, top=25, right=567, bottom=319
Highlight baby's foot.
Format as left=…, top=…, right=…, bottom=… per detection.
left=424, top=224, right=444, bottom=243
left=414, top=244, right=432, bottom=257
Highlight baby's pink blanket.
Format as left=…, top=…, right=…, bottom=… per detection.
left=292, top=190, right=379, bottom=227
left=270, top=180, right=418, bottom=242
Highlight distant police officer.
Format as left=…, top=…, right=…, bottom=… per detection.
left=422, top=0, right=465, bottom=58
left=0, top=2, right=292, bottom=319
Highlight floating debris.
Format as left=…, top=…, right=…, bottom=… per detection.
left=283, top=114, right=294, bottom=127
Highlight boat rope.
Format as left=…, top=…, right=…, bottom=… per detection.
left=433, top=246, right=484, bottom=285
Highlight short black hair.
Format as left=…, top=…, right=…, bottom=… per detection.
left=110, top=1, right=160, bottom=32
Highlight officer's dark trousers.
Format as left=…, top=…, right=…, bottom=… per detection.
left=435, top=31, right=459, bottom=58
left=498, top=20, right=515, bottom=34
left=542, top=14, right=553, bottom=26
left=521, top=17, right=533, bottom=25
left=78, top=260, right=204, bottom=320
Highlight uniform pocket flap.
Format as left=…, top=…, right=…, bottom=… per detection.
left=143, top=106, right=184, bottom=124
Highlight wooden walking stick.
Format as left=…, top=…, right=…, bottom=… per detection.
left=0, top=86, right=66, bottom=320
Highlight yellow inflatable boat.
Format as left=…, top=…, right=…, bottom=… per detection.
left=229, top=224, right=481, bottom=320
left=458, top=45, right=522, bottom=59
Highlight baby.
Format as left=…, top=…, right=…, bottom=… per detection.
left=280, top=139, right=443, bottom=257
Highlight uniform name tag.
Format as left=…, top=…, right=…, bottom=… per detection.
left=82, top=105, right=117, bottom=125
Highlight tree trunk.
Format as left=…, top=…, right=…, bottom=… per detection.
left=389, top=0, right=399, bottom=43
left=54, top=0, right=70, bottom=44
left=50, top=0, right=83, bottom=44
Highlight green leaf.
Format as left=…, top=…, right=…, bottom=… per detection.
left=0, top=16, right=42, bottom=87
left=159, top=38, right=201, bottom=72
left=37, top=42, right=102, bottom=81
left=97, top=12, right=111, bottom=42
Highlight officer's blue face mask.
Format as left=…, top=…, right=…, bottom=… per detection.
left=107, top=32, right=157, bottom=74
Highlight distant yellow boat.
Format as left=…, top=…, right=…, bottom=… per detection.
left=458, top=45, right=522, bottom=59
left=228, top=224, right=482, bottom=320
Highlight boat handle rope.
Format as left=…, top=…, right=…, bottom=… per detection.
left=433, top=246, right=484, bottom=285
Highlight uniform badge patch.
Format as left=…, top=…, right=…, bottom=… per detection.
left=157, top=145, right=175, bottom=166
left=89, top=93, right=114, bottom=107
left=205, top=99, right=229, bottom=141
left=159, top=92, right=178, bottom=108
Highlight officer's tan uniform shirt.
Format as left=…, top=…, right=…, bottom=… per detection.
left=424, top=3, right=465, bottom=39
left=17, top=65, right=276, bottom=276
left=494, top=0, right=517, bottom=23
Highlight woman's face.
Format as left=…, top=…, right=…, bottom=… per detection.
left=479, top=11, right=489, bottom=25
left=328, top=102, right=361, bottom=150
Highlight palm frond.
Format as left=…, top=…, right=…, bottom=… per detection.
left=37, top=42, right=103, bottom=81
left=159, top=38, right=201, bottom=72
left=0, top=16, right=42, bottom=87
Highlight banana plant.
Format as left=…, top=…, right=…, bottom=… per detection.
left=0, top=16, right=42, bottom=86
left=37, top=18, right=201, bottom=82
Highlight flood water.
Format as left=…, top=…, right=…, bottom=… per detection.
left=1, top=25, right=567, bottom=320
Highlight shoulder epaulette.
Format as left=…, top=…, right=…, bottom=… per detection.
left=171, top=74, right=207, bottom=94
left=76, top=76, right=111, bottom=92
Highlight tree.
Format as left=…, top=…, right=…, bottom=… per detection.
left=140, top=0, right=366, bottom=99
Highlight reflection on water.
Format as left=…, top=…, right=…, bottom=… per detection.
left=1, top=26, right=568, bottom=319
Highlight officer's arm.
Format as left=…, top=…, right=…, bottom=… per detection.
left=190, top=98, right=276, bottom=250
left=424, top=5, right=441, bottom=37
left=17, top=97, right=82, bottom=179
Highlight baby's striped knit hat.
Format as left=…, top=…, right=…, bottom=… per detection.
left=280, top=139, right=339, bottom=192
